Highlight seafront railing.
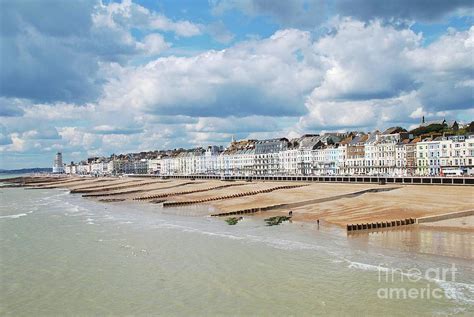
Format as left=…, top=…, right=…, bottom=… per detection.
left=130, top=174, right=474, bottom=186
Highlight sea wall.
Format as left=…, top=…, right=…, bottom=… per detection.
left=131, top=174, right=474, bottom=186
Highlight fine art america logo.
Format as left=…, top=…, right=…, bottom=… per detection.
left=377, top=264, right=457, bottom=300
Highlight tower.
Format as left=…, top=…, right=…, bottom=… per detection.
left=52, top=152, right=64, bottom=173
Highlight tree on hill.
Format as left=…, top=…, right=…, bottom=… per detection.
left=468, top=122, right=474, bottom=133
left=409, top=123, right=447, bottom=136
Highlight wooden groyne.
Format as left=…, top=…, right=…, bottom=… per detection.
left=0, top=176, right=28, bottom=183
left=25, top=179, right=92, bottom=189
left=125, top=182, right=202, bottom=200
left=25, top=177, right=88, bottom=186
left=70, top=181, right=158, bottom=194
left=416, top=209, right=474, bottom=223
left=98, top=198, right=126, bottom=203
left=347, top=218, right=416, bottom=232
left=346, top=210, right=473, bottom=231
left=82, top=182, right=199, bottom=198
left=83, top=189, right=147, bottom=197
left=0, top=184, right=25, bottom=188
left=2, top=176, right=61, bottom=185
left=212, top=207, right=264, bottom=217
left=210, top=187, right=399, bottom=217
left=150, top=199, right=167, bottom=204
left=24, top=178, right=114, bottom=189
left=69, top=180, right=144, bottom=193
left=132, top=183, right=245, bottom=201
left=163, top=185, right=306, bottom=207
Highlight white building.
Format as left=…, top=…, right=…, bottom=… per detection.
left=149, top=130, right=473, bottom=178
left=52, top=152, right=64, bottom=173
left=107, top=160, right=125, bottom=175
left=416, top=137, right=440, bottom=176
left=64, top=163, right=77, bottom=175
left=313, top=145, right=343, bottom=175
left=91, top=160, right=109, bottom=176
left=427, top=141, right=441, bottom=176
left=148, top=158, right=161, bottom=175
left=374, top=134, right=398, bottom=176
left=343, top=134, right=368, bottom=175
left=230, top=149, right=255, bottom=176
left=218, top=141, right=255, bottom=176
left=395, top=140, right=409, bottom=176
left=205, top=146, right=222, bottom=175
left=123, top=159, right=149, bottom=174
left=76, top=162, right=91, bottom=175
left=439, top=135, right=474, bottom=176
left=279, top=135, right=322, bottom=175
left=160, top=153, right=181, bottom=175
left=364, top=132, right=380, bottom=175
left=254, top=138, right=289, bottom=175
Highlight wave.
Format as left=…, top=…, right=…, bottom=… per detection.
left=432, top=279, right=474, bottom=305
left=0, top=213, right=27, bottom=219
left=347, top=261, right=390, bottom=272
left=0, top=206, right=36, bottom=218
left=149, top=221, right=340, bottom=255
left=346, top=260, right=474, bottom=306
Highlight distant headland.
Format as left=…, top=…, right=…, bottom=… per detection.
left=0, top=168, right=52, bottom=174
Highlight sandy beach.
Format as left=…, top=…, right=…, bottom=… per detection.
left=4, top=175, right=473, bottom=232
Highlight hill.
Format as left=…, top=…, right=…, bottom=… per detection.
left=0, top=168, right=52, bottom=174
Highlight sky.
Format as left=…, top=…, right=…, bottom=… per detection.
left=0, top=0, right=473, bottom=169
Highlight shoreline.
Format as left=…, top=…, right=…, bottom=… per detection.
left=2, top=175, right=473, bottom=233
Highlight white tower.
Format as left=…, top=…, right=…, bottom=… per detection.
left=52, top=152, right=64, bottom=173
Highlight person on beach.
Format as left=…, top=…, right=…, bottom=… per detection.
left=317, top=219, right=320, bottom=228
left=289, top=211, right=293, bottom=216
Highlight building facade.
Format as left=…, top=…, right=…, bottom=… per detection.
left=52, top=152, right=64, bottom=173
left=63, top=126, right=474, bottom=177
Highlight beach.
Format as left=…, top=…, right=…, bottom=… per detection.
left=6, top=175, right=474, bottom=229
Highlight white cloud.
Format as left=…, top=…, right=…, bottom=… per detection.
left=137, top=33, right=170, bottom=55
left=22, top=127, right=60, bottom=140
left=149, top=14, right=202, bottom=37
left=299, top=19, right=473, bottom=132
left=311, top=18, right=421, bottom=101
left=93, top=0, right=202, bottom=37
left=0, top=133, right=25, bottom=152
left=98, top=29, right=322, bottom=118
left=98, top=18, right=473, bottom=138
left=92, top=125, right=143, bottom=135
left=22, top=103, right=96, bottom=120
left=406, top=26, right=474, bottom=111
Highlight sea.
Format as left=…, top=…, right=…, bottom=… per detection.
left=1, top=175, right=473, bottom=316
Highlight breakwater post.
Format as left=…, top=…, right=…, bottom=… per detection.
left=346, top=218, right=416, bottom=232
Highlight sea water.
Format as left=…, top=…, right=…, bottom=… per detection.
left=0, top=181, right=473, bottom=316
